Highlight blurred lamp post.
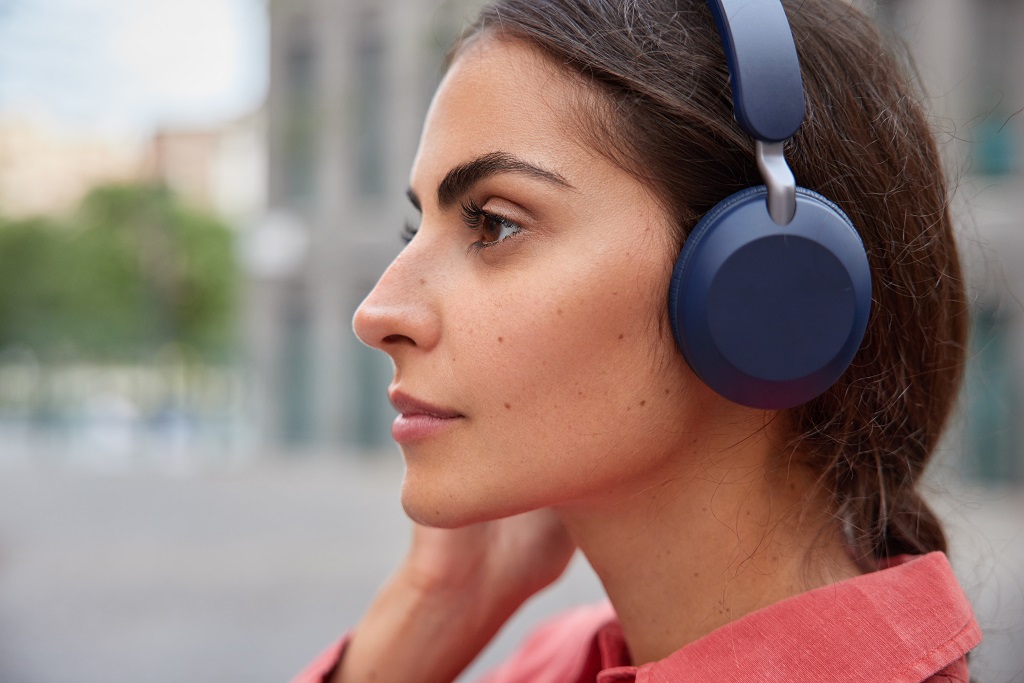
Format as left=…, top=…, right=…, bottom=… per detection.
left=241, top=209, right=308, bottom=280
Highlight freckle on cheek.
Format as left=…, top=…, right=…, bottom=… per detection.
left=640, top=400, right=646, bottom=407
left=618, top=334, right=624, bottom=340
left=419, top=279, right=426, bottom=285
left=504, top=402, right=512, bottom=410
left=557, top=308, right=563, bottom=316
left=498, top=337, right=504, bottom=343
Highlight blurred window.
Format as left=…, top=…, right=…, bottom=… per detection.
left=284, top=28, right=318, bottom=207
left=965, top=304, right=1022, bottom=484
left=281, top=296, right=314, bottom=445
left=355, top=9, right=387, bottom=198
left=971, top=0, right=1019, bottom=177
left=871, top=0, right=901, bottom=32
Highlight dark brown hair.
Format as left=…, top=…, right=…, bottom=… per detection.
left=452, top=0, right=968, bottom=571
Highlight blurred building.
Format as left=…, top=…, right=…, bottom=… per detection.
left=143, top=113, right=267, bottom=224
left=884, top=0, right=1024, bottom=484
left=255, top=0, right=1024, bottom=481
left=0, top=115, right=142, bottom=217
left=0, top=111, right=265, bottom=224
left=252, top=0, right=482, bottom=449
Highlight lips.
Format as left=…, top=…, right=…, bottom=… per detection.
left=388, top=390, right=464, bottom=443
left=388, top=391, right=463, bottom=418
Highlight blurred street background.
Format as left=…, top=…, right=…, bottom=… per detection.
left=0, top=0, right=1021, bottom=681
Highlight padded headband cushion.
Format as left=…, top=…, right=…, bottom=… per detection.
left=705, top=0, right=804, bottom=142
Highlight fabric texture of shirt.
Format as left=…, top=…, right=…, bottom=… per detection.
left=291, top=552, right=980, bottom=683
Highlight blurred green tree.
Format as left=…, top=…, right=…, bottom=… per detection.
left=0, top=183, right=238, bottom=362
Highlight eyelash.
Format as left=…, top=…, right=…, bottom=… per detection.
left=399, top=200, right=524, bottom=250
left=401, top=220, right=417, bottom=244
left=460, top=199, right=523, bottom=250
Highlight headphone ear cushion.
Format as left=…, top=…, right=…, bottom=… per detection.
left=668, top=186, right=871, bottom=409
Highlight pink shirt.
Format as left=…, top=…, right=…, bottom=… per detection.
left=292, top=552, right=980, bottom=683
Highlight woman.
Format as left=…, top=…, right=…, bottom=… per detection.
left=294, top=0, right=980, bottom=681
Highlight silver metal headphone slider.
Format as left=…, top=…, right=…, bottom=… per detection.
left=755, top=141, right=797, bottom=226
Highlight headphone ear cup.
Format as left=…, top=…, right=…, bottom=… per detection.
left=668, top=186, right=871, bottom=409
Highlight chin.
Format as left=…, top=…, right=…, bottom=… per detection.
left=399, top=470, right=532, bottom=529
left=400, top=492, right=486, bottom=529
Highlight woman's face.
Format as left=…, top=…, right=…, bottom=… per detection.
left=354, top=36, right=725, bottom=527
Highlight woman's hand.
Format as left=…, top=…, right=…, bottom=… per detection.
left=334, top=510, right=576, bottom=683
left=403, top=508, right=577, bottom=612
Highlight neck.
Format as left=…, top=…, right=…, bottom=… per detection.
left=556, top=414, right=861, bottom=666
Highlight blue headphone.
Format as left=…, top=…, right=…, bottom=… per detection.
left=668, top=0, right=872, bottom=409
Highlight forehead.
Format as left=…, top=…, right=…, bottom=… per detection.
left=411, top=36, right=596, bottom=196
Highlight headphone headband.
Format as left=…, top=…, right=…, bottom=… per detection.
left=670, top=2, right=872, bottom=409
left=705, top=0, right=805, bottom=143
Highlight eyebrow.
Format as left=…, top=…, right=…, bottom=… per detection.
left=406, top=151, right=574, bottom=212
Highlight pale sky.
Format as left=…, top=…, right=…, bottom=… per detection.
left=0, top=0, right=267, bottom=136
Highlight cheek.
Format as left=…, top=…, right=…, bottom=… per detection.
left=459, top=240, right=684, bottom=441
left=414, top=252, right=703, bottom=523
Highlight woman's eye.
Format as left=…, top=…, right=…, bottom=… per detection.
left=460, top=199, right=522, bottom=249
left=479, top=213, right=522, bottom=246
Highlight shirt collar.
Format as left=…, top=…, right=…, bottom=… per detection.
left=595, top=552, right=980, bottom=683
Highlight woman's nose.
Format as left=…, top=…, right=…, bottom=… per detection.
left=353, top=248, right=442, bottom=354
